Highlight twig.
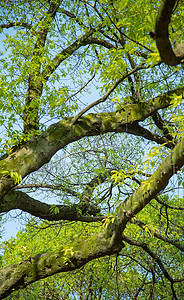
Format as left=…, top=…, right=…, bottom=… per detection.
left=71, top=63, right=147, bottom=125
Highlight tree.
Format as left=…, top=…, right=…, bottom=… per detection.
left=0, top=0, right=184, bottom=298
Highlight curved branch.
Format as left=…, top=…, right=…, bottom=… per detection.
left=14, top=183, right=79, bottom=195
left=154, top=0, right=184, bottom=65
left=112, top=134, right=184, bottom=235
left=1, top=191, right=102, bottom=222
left=0, top=229, right=124, bottom=299
left=0, top=22, right=32, bottom=29
left=61, top=9, right=88, bottom=27
left=0, top=86, right=183, bottom=199
left=41, top=26, right=109, bottom=82
left=1, top=118, right=184, bottom=297
left=71, top=63, right=148, bottom=125
left=15, top=170, right=111, bottom=208
left=15, top=171, right=110, bottom=196
left=152, top=112, right=175, bottom=142
left=3, top=171, right=111, bottom=221
left=126, top=124, right=176, bottom=149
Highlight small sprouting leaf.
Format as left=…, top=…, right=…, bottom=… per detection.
left=170, top=93, right=183, bottom=108
left=49, top=205, right=60, bottom=215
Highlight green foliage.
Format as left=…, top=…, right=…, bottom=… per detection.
left=0, top=0, right=184, bottom=298
left=146, top=47, right=160, bottom=66
left=0, top=170, right=22, bottom=184
left=2, top=198, right=184, bottom=300
left=49, top=204, right=60, bottom=215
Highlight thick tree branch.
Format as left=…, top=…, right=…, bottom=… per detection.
left=127, top=124, right=175, bottom=149
left=112, top=134, right=184, bottom=235
left=0, top=22, right=32, bottom=29
left=0, top=229, right=124, bottom=299
left=1, top=2, right=184, bottom=298
left=1, top=191, right=102, bottom=222
left=154, top=0, right=184, bottom=65
left=1, top=127, right=184, bottom=297
left=152, top=111, right=175, bottom=142
left=1, top=171, right=112, bottom=221
left=0, top=87, right=183, bottom=200
left=23, top=0, right=61, bottom=133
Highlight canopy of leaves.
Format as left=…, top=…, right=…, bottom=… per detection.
left=0, top=0, right=184, bottom=299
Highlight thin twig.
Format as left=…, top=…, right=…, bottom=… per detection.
left=71, top=63, right=147, bottom=125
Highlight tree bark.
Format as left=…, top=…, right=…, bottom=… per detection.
left=0, top=87, right=183, bottom=201
left=154, top=0, right=184, bottom=65
left=1, top=190, right=102, bottom=222
left=1, top=135, right=184, bottom=298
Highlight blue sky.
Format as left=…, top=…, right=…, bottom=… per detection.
left=0, top=26, right=101, bottom=243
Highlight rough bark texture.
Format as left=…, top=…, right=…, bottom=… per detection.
left=23, top=1, right=61, bottom=133
left=0, top=230, right=124, bottom=298
left=1, top=190, right=102, bottom=222
left=1, top=135, right=184, bottom=298
left=154, top=0, right=184, bottom=65
left=1, top=87, right=183, bottom=201
left=114, top=135, right=184, bottom=228
left=0, top=1, right=184, bottom=298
